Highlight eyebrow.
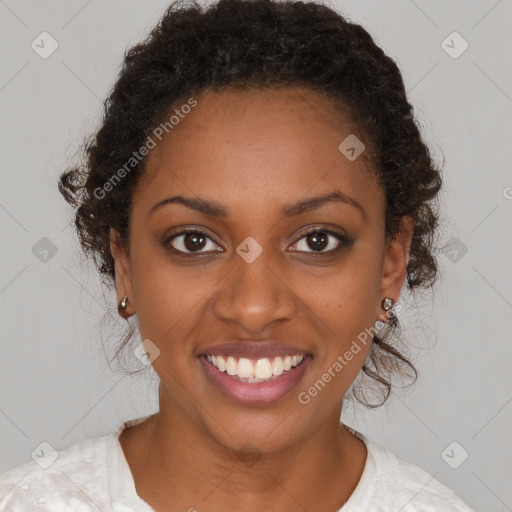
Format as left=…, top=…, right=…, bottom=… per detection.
left=150, top=190, right=365, bottom=218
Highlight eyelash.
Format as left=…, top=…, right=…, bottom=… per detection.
left=163, top=227, right=351, bottom=256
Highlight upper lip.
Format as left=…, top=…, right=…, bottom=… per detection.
left=199, top=340, right=308, bottom=359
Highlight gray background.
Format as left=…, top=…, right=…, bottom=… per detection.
left=1, top=1, right=511, bottom=510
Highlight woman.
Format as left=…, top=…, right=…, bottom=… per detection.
left=0, top=0, right=475, bottom=510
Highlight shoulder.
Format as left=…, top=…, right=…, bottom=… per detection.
left=0, top=431, right=115, bottom=511
left=362, top=439, right=475, bottom=511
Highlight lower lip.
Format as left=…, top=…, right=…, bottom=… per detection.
left=199, top=355, right=311, bottom=405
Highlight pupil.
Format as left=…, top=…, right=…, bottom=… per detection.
left=185, top=233, right=206, bottom=251
left=308, top=232, right=328, bottom=251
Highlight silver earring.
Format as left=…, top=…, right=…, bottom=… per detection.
left=381, top=297, right=394, bottom=311
left=118, top=296, right=129, bottom=317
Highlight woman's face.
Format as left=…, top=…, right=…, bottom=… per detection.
left=111, top=87, right=411, bottom=453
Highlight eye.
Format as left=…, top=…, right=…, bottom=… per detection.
left=290, top=228, right=350, bottom=254
left=165, top=229, right=223, bottom=254
left=164, top=226, right=351, bottom=256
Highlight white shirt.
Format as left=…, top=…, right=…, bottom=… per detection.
left=0, top=415, right=475, bottom=511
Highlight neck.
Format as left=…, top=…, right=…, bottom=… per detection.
left=119, top=388, right=367, bottom=512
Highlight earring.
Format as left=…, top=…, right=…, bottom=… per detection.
left=381, top=297, right=394, bottom=312
left=118, top=296, right=129, bottom=318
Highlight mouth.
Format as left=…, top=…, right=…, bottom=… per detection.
left=199, top=352, right=311, bottom=405
left=205, top=354, right=305, bottom=382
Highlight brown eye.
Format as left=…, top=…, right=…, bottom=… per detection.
left=290, top=229, right=350, bottom=254
left=305, top=232, right=329, bottom=251
left=166, top=230, right=222, bottom=254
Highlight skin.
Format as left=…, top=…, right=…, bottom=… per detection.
left=110, top=87, right=413, bottom=512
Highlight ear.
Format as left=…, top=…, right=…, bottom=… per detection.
left=379, top=215, right=414, bottom=316
left=109, top=228, right=135, bottom=316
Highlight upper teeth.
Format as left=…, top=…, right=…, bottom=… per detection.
left=206, top=354, right=304, bottom=380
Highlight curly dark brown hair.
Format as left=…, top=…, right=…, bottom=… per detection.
left=59, top=0, right=442, bottom=407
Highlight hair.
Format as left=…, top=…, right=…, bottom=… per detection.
left=59, top=0, right=442, bottom=407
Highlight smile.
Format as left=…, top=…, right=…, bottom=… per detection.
left=199, top=352, right=311, bottom=405
left=205, top=354, right=305, bottom=383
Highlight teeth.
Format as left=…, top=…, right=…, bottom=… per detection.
left=254, top=358, right=273, bottom=379
left=206, top=354, right=304, bottom=381
left=226, top=356, right=237, bottom=376
left=272, top=357, right=284, bottom=376
left=237, top=358, right=254, bottom=379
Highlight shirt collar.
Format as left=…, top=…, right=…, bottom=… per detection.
left=108, top=414, right=157, bottom=512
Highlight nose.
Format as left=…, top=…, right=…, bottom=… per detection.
left=211, top=245, right=298, bottom=333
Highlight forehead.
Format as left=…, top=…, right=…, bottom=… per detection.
left=133, top=87, right=382, bottom=218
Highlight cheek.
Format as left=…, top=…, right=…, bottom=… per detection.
left=296, top=249, right=382, bottom=386
left=128, top=241, right=226, bottom=358
left=132, top=258, right=217, bottom=346
left=302, top=247, right=382, bottom=324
